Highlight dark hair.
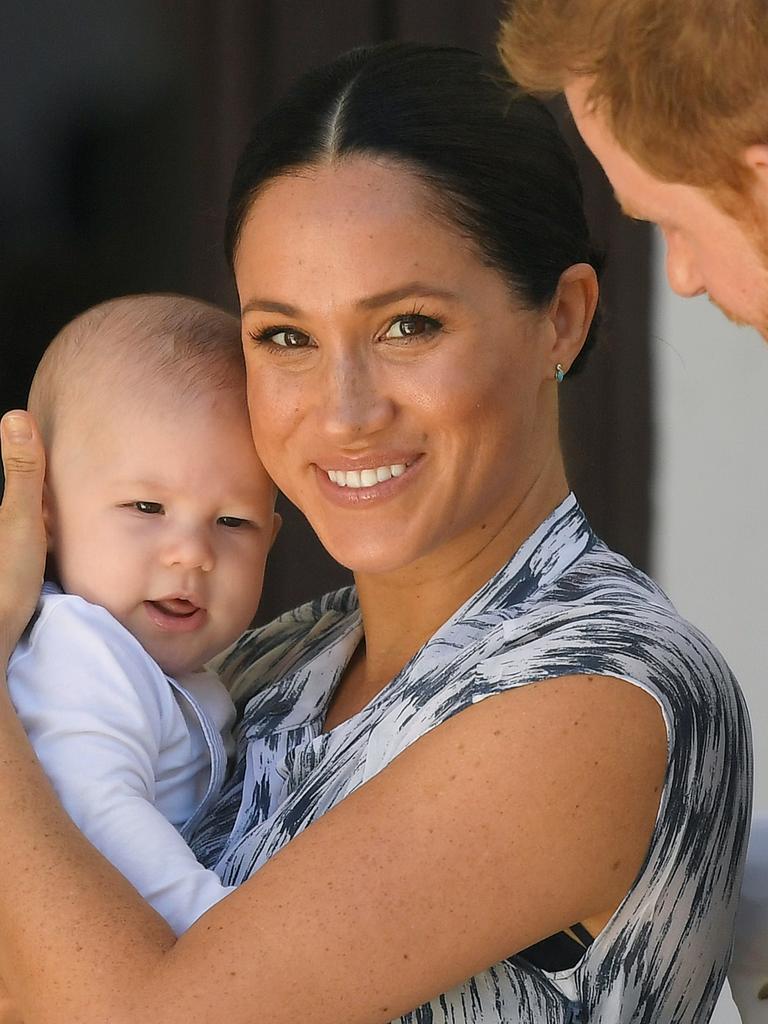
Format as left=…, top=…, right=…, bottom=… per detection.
left=226, top=42, right=602, bottom=373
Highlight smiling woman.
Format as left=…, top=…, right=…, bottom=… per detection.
left=237, top=159, right=565, bottom=571
left=0, top=41, right=753, bottom=1024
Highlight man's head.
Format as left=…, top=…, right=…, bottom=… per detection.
left=499, top=0, right=768, bottom=338
left=28, top=294, right=279, bottom=676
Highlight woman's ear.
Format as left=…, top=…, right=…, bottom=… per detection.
left=547, top=263, right=599, bottom=374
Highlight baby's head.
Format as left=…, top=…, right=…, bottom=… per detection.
left=29, top=294, right=279, bottom=677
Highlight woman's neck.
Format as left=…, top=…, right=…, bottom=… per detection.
left=351, top=463, right=570, bottom=697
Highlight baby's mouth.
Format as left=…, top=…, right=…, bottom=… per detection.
left=149, top=598, right=199, bottom=618
left=143, top=598, right=207, bottom=634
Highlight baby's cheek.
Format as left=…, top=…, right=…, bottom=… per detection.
left=220, top=555, right=268, bottom=634
left=55, top=537, right=131, bottom=617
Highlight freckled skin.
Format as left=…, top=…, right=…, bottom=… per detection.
left=235, top=157, right=582, bottom=583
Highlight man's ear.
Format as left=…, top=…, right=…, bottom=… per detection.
left=744, top=144, right=768, bottom=204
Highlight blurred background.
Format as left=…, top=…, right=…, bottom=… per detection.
left=1, top=0, right=654, bottom=611
left=2, top=0, right=766, bottom=886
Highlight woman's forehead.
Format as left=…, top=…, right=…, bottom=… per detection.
left=240, top=157, right=444, bottom=236
left=233, top=157, right=495, bottom=301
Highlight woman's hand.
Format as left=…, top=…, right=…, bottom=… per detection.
left=0, top=412, right=46, bottom=663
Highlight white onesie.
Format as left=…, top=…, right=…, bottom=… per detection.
left=8, top=583, right=234, bottom=935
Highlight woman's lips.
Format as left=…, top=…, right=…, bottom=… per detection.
left=143, top=599, right=207, bottom=633
left=314, top=454, right=423, bottom=505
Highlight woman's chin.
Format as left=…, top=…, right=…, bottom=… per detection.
left=318, top=530, right=422, bottom=578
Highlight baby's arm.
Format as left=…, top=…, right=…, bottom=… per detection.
left=8, top=597, right=234, bottom=936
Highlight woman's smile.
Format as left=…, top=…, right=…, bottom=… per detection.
left=314, top=454, right=423, bottom=506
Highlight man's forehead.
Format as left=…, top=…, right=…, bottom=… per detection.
left=564, top=82, right=668, bottom=220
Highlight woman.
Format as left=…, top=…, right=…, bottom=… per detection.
left=0, top=43, right=751, bottom=1024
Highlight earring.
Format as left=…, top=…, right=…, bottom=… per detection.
left=555, top=363, right=566, bottom=383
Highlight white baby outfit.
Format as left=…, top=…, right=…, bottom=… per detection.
left=8, top=583, right=234, bottom=935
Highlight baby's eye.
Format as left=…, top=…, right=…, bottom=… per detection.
left=133, top=501, right=164, bottom=515
left=218, top=516, right=252, bottom=529
left=383, top=314, right=442, bottom=342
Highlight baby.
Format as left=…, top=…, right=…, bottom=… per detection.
left=7, top=294, right=279, bottom=935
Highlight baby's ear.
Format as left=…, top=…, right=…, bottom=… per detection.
left=41, top=483, right=62, bottom=586
left=41, top=482, right=56, bottom=552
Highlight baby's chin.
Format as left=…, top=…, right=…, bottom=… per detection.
left=156, top=657, right=207, bottom=678
left=139, top=646, right=202, bottom=678
left=136, top=634, right=210, bottom=679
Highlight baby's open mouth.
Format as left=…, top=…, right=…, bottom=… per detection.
left=149, top=598, right=199, bottom=618
left=143, top=599, right=207, bottom=634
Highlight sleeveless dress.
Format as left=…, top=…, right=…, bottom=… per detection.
left=191, top=495, right=752, bottom=1023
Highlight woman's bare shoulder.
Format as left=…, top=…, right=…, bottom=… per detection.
left=157, top=673, right=666, bottom=1024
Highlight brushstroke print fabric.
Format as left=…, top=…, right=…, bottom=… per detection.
left=191, top=494, right=751, bottom=1023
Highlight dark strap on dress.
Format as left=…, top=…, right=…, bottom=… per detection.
left=517, top=922, right=594, bottom=972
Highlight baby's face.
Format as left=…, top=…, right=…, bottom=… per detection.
left=45, top=387, right=278, bottom=677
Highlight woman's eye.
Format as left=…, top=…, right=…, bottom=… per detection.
left=272, top=328, right=310, bottom=348
left=133, top=501, right=163, bottom=515
left=383, top=314, right=441, bottom=341
left=250, top=327, right=312, bottom=349
left=218, top=516, right=251, bottom=530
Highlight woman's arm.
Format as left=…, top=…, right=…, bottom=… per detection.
left=0, top=679, right=666, bottom=1022
left=0, top=412, right=668, bottom=1024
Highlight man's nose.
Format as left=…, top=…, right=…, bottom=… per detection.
left=665, top=231, right=706, bottom=299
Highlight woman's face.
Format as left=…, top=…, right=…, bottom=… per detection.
left=235, top=157, right=572, bottom=575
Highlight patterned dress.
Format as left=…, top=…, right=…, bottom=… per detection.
left=191, top=495, right=752, bottom=1023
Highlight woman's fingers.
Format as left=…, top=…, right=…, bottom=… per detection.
left=0, top=411, right=46, bottom=661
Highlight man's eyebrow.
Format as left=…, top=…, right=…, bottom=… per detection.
left=615, top=194, right=649, bottom=222
left=241, top=282, right=461, bottom=318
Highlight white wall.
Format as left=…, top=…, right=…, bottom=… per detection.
left=650, top=229, right=768, bottom=1024
left=651, top=230, right=768, bottom=806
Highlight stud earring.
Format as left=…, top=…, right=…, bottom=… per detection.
left=555, top=363, right=566, bottom=383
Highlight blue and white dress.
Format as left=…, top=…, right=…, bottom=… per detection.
left=192, top=494, right=752, bottom=1023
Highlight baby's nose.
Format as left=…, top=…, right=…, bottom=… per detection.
left=162, top=529, right=215, bottom=573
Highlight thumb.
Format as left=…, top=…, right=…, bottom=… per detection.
left=1, top=412, right=45, bottom=517
left=0, top=411, right=47, bottom=659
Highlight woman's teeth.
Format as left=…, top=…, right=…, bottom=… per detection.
left=327, top=464, right=406, bottom=488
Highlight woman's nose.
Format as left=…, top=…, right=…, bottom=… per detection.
left=664, top=231, right=706, bottom=299
left=161, top=528, right=215, bottom=573
left=319, top=355, right=395, bottom=441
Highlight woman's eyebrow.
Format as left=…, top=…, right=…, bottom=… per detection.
left=356, top=283, right=461, bottom=309
left=241, top=298, right=301, bottom=316
left=242, top=283, right=460, bottom=318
